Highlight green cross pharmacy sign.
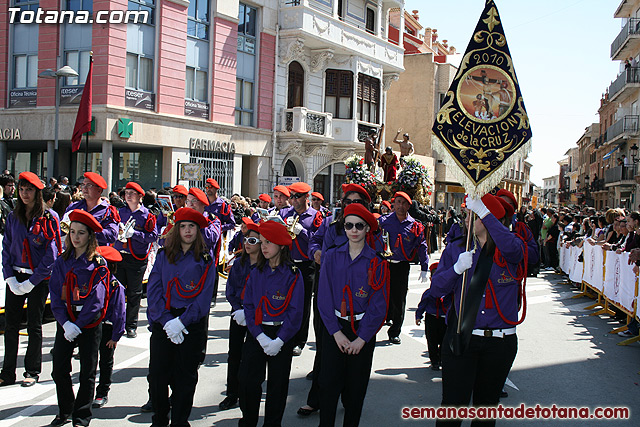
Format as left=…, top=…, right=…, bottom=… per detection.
left=117, top=118, right=133, bottom=138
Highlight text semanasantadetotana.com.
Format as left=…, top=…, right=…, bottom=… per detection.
left=402, top=404, right=630, bottom=420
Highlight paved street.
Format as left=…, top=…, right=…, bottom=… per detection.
left=0, top=254, right=638, bottom=426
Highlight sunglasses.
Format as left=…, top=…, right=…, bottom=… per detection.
left=344, top=221, right=366, bottom=231
left=311, top=198, right=321, bottom=202
left=244, top=237, right=261, bottom=245
left=343, top=199, right=366, bottom=206
left=172, top=194, right=186, bottom=199
left=290, top=193, right=306, bottom=199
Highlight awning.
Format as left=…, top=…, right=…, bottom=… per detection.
left=603, top=144, right=622, bottom=160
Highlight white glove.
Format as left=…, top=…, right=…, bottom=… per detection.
left=18, top=280, right=35, bottom=294
left=292, top=223, right=304, bottom=236
left=164, top=317, right=188, bottom=338
left=232, top=309, right=246, bottom=326
left=124, top=226, right=135, bottom=239
left=264, top=337, right=284, bottom=356
left=453, top=250, right=475, bottom=275
left=256, top=333, right=272, bottom=350
left=6, top=276, right=24, bottom=295
left=63, top=321, right=82, bottom=342
left=465, top=196, right=490, bottom=219
left=168, top=330, right=185, bottom=345
left=419, top=271, right=429, bottom=283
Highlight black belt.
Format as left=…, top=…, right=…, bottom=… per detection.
left=170, top=307, right=186, bottom=317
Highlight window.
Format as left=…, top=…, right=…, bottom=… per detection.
left=67, top=0, right=92, bottom=13
left=12, top=0, right=39, bottom=20
left=356, top=73, right=379, bottom=124
left=13, top=54, right=37, bottom=88
left=128, top=0, right=154, bottom=25
left=186, top=66, right=207, bottom=101
left=337, top=0, right=344, bottom=20
left=405, top=26, right=415, bottom=36
left=236, top=3, right=257, bottom=126
left=365, top=8, right=375, bottom=34
left=325, top=69, right=353, bottom=119
left=126, top=53, right=153, bottom=92
left=287, top=61, right=304, bottom=108
left=64, top=50, right=91, bottom=86
left=187, top=0, right=209, bottom=39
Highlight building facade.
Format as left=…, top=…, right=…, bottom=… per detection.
left=542, top=175, right=558, bottom=206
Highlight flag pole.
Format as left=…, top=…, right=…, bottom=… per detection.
left=457, top=211, right=476, bottom=335
left=84, top=132, right=89, bottom=172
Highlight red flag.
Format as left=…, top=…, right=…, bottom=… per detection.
left=71, top=55, right=93, bottom=152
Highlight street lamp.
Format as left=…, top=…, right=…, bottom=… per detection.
left=39, top=65, right=78, bottom=180
left=631, top=143, right=639, bottom=164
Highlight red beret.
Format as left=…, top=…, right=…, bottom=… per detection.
left=481, top=194, right=505, bottom=220
left=497, top=196, right=515, bottom=218
left=394, top=191, right=412, bottom=205
left=288, top=182, right=311, bottom=194
left=69, top=209, right=103, bottom=233
left=172, top=185, right=188, bottom=196
left=246, top=222, right=260, bottom=233
left=341, top=183, right=371, bottom=203
left=189, top=188, right=210, bottom=206
left=174, top=207, right=208, bottom=229
left=381, top=200, right=391, bottom=210
left=310, top=192, right=324, bottom=201
left=373, top=213, right=381, bottom=219
left=344, top=203, right=378, bottom=232
left=273, top=185, right=291, bottom=197
left=97, top=246, right=122, bottom=263
left=429, top=262, right=439, bottom=271
left=84, top=172, right=107, bottom=189
left=241, top=217, right=255, bottom=226
left=18, top=172, right=44, bottom=190
left=125, top=182, right=144, bottom=195
left=259, top=220, right=292, bottom=246
left=206, top=178, right=220, bottom=189
left=496, top=189, right=517, bottom=209
left=258, top=193, right=272, bottom=203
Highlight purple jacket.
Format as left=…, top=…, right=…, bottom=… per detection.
left=430, top=214, right=526, bottom=329
left=228, top=229, right=244, bottom=255
left=203, top=212, right=222, bottom=260
left=49, top=253, right=109, bottom=329
left=379, top=212, right=429, bottom=270
left=113, top=205, right=158, bottom=259
left=146, top=249, right=215, bottom=327
left=206, top=196, right=235, bottom=233
left=243, top=263, right=304, bottom=343
left=309, top=215, right=386, bottom=260
left=280, top=206, right=322, bottom=262
left=105, top=276, right=126, bottom=341
left=416, top=288, right=452, bottom=320
left=66, top=199, right=119, bottom=246
left=225, top=257, right=255, bottom=312
left=2, top=211, right=59, bottom=285
left=318, top=243, right=389, bottom=343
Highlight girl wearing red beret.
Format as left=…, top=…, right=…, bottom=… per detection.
left=1, top=172, right=60, bottom=388
left=238, top=221, right=304, bottom=426
left=146, top=208, right=215, bottom=427
left=48, top=210, right=110, bottom=426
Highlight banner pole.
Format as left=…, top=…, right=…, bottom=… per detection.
left=456, top=211, right=476, bottom=335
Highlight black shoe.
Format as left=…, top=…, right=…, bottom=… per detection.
left=219, top=396, right=238, bottom=410
left=500, top=389, right=508, bottom=398
left=126, top=329, right=137, bottom=339
left=431, top=363, right=440, bottom=371
left=21, top=374, right=38, bottom=387
left=92, top=395, right=108, bottom=408
left=140, top=400, right=153, bottom=413
left=306, top=371, right=314, bottom=380
left=389, top=336, right=401, bottom=345
left=50, top=416, right=70, bottom=426
left=292, top=346, right=303, bottom=356
left=0, top=377, right=15, bottom=387
left=297, top=406, right=319, bottom=416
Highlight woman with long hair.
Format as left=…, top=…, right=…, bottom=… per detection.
left=317, top=203, right=390, bottom=426
left=49, top=209, right=110, bottom=426
left=0, top=172, right=60, bottom=387
left=219, top=219, right=265, bottom=410
left=146, top=207, right=215, bottom=427
left=238, top=220, right=304, bottom=426
left=430, top=195, right=527, bottom=426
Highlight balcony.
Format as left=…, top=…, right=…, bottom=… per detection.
left=332, top=119, right=381, bottom=145
left=279, top=1, right=404, bottom=73
left=604, top=164, right=637, bottom=185
left=605, top=115, right=639, bottom=143
left=611, top=18, right=640, bottom=60
left=608, top=67, right=640, bottom=101
left=280, top=107, right=333, bottom=142
left=615, top=0, right=636, bottom=18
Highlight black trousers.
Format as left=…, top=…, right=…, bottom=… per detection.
left=319, top=318, right=375, bottom=427
left=115, top=253, right=147, bottom=331
left=546, top=242, right=559, bottom=269
left=425, top=313, right=447, bottom=366
left=0, top=274, right=48, bottom=383
left=292, top=260, right=315, bottom=349
left=52, top=322, right=102, bottom=426
left=306, top=267, right=323, bottom=408
left=96, top=322, right=115, bottom=397
left=149, top=317, right=207, bottom=427
left=226, top=317, right=248, bottom=399
left=388, top=262, right=410, bottom=338
left=238, top=325, right=295, bottom=427
left=437, top=334, right=518, bottom=427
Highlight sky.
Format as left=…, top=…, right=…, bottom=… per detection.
left=404, top=0, right=622, bottom=186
